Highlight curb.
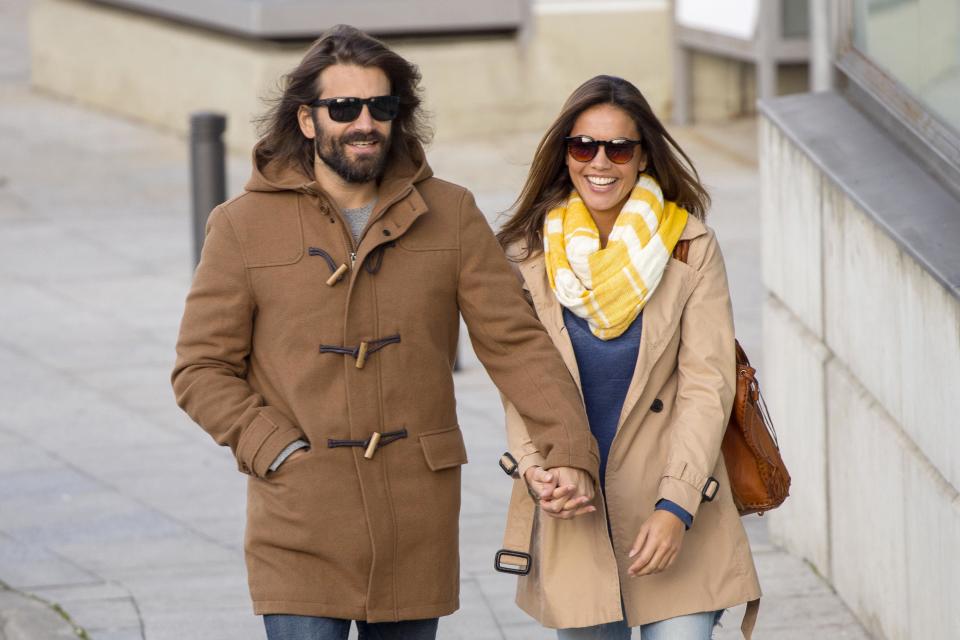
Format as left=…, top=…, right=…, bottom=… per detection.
left=0, top=585, right=85, bottom=640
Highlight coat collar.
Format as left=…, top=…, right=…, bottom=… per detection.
left=514, top=214, right=707, bottom=428
left=246, top=141, right=433, bottom=272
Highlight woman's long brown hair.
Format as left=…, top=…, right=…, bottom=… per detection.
left=497, top=75, right=710, bottom=259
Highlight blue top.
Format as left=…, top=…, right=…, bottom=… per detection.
left=563, top=307, right=693, bottom=529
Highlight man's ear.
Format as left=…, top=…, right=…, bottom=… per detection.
left=297, top=105, right=316, bottom=139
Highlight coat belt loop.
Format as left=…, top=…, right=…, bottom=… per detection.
left=495, top=470, right=536, bottom=575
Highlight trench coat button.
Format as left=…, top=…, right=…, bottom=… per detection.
left=382, top=229, right=391, bottom=236
left=651, top=399, right=664, bottom=413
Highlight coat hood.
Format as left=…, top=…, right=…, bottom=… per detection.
left=244, top=139, right=434, bottom=197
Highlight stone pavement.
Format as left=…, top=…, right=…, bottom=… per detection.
left=0, top=2, right=871, bottom=638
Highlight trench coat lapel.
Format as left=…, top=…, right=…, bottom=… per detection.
left=518, top=258, right=583, bottom=396
left=614, top=258, right=696, bottom=427
left=616, top=220, right=707, bottom=427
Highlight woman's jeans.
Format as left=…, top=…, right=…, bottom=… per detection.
left=263, top=614, right=439, bottom=640
left=556, top=610, right=723, bottom=640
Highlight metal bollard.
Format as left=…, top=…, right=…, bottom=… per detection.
left=190, top=112, right=227, bottom=266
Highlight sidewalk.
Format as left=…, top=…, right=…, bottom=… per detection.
left=0, top=3, right=870, bottom=638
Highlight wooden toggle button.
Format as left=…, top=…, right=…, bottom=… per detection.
left=356, top=341, right=369, bottom=369
left=326, top=263, right=349, bottom=286
left=364, top=432, right=382, bottom=459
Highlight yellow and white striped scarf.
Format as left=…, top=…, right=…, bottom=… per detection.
left=543, top=174, right=689, bottom=339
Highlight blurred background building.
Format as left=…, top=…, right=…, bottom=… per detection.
left=29, top=0, right=814, bottom=149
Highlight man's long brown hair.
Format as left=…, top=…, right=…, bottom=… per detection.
left=255, top=24, right=431, bottom=178
left=497, top=75, right=709, bottom=258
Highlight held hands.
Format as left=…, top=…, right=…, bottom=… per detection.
left=627, top=510, right=685, bottom=577
left=524, top=466, right=596, bottom=520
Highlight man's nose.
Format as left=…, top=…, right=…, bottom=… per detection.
left=352, top=105, right=375, bottom=132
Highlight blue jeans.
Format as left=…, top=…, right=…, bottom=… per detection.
left=263, top=614, right=439, bottom=640
left=556, top=610, right=723, bottom=640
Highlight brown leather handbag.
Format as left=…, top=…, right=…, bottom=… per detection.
left=674, top=240, right=790, bottom=515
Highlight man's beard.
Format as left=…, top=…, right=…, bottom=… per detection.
left=313, top=121, right=391, bottom=184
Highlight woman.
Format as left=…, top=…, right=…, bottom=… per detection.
left=496, top=75, right=761, bottom=639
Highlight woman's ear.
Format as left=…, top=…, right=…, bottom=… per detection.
left=297, top=105, right=316, bottom=140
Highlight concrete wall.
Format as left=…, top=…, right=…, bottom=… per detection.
left=30, top=0, right=801, bottom=151
left=760, top=116, right=960, bottom=638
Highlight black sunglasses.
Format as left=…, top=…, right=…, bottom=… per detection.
left=565, top=136, right=642, bottom=164
left=310, top=95, right=401, bottom=123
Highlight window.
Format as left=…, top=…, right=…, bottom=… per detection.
left=836, top=0, right=960, bottom=194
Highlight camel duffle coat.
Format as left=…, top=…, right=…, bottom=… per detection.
left=501, top=216, right=761, bottom=631
left=172, top=143, right=599, bottom=622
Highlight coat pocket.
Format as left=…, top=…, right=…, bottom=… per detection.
left=419, top=426, right=468, bottom=471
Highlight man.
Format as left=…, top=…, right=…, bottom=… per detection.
left=172, top=25, right=598, bottom=640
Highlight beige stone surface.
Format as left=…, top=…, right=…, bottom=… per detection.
left=827, top=361, right=910, bottom=639
left=823, top=182, right=960, bottom=491
left=763, top=295, right=831, bottom=577
left=759, top=118, right=824, bottom=338
left=761, top=101, right=960, bottom=640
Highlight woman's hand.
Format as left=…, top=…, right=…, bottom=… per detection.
left=525, top=466, right=596, bottom=519
left=627, top=510, right=685, bottom=577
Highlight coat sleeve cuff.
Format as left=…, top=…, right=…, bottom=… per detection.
left=516, top=450, right=548, bottom=479
left=542, top=448, right=601, bottom=484
left=657, top=460, right=714, bottom=518
left=655, top=499, right=693, bottom=530
left=236, top=407, right=307, bottom=478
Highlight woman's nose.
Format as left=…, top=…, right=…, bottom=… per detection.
left=590, top=146, right=612, bottom=169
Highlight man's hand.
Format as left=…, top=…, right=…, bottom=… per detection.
left=528, top=466, right=596, bottom=519
left=627, top=510, right=685, bottom=577
left=524, top=466, right=559, bottom=500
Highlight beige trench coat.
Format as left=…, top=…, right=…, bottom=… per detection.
left=502, top=215, right=761, bottom=630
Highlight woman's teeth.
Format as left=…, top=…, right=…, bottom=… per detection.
left=587, top=176, right=616, bottom=186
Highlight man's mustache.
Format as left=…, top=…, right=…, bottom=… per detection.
left=340, top=132, right=385, bottom=145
